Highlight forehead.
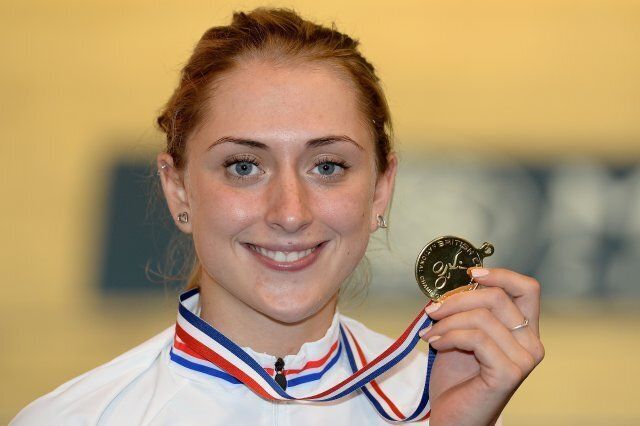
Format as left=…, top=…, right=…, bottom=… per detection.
left=193, top=59, right=373, bottom=148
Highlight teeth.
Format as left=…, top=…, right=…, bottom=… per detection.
left=250, top=245, right=316, bottom=263
left=285, top=252, right=297, bottom=262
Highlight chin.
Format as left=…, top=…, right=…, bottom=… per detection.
left=254, top=286, right=336, bottom=325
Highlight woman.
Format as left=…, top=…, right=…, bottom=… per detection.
left=13, top=8, right=544, bottom=425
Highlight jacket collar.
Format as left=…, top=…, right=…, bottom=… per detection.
left=170, top=288, right=341, bottom=387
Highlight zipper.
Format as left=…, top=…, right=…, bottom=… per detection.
left=274, top=357, right=287, bottom=391
left=272, top=397, right=280, bottom=426
left=272, top=358, right=286, bottom=426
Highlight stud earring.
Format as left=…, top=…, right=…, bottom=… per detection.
left=376, top=214, right=388, bottom=229
left=177, top=212, right=189, bottom=223
left=157, top=163, right=169, bottom=176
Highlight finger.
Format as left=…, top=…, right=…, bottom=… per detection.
left=421, top=308, right=537, bottom=375
left=425, top=287, right=544, bottom=361
left=467, top=267, right=541, bottom=336
left=428, top=329, right=525, bottom=392
left=427, top=286, right=532, bottom=337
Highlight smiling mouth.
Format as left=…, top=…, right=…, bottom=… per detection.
left=244, top=242, right=326, bottom=271
left=247, top=244, right=319, bottom=262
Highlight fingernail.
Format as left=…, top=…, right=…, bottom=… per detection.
left=425, top=302, right=441, bottom=315
left=418, top=325, right=431, bottom=338
left=470, top=267, right=490, bottom=278
left=427, top=335, right=441, bottom=344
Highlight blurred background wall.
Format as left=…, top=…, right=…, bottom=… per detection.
left=2, top=0, right=639, bottom=424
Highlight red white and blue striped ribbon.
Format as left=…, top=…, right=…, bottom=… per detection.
left=170, top=334, right=343, bottom=387
left=175, top=288, right=437, bottom=423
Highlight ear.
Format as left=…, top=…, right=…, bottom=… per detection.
left=157, top=152, right=192, bottom=234
left=370, top=153, right=398, bottom=232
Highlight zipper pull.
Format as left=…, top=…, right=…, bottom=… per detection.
left=274, top=357, right=287, bottom=391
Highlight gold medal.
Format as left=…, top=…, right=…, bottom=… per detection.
left=415, top=236, right=494, bottom=302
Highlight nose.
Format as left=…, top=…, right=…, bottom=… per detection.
left=265, top=169, right=313, bottom=233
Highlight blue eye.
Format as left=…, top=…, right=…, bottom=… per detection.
left=311, top=158, right=351, bottom=179
left=234, top=161, right=255, bottom=176
left=317, top=162, right=336, bottom=175
left=225, top=158, right=262, bottom=178
left=311, top=160, right=348, bottom=178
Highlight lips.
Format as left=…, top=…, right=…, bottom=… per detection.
left=244, top=242, right=326, bottom=271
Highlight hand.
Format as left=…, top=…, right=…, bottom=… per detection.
left=420, top=267, right=545, bottom=425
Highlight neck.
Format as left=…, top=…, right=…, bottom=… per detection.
left=197, top=276, right=338, bottom=358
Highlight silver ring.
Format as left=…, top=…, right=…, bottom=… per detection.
left=510, top=318, right=529, bottom=332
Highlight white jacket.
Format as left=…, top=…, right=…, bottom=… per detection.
left=12, top=291, right=429, bottom=425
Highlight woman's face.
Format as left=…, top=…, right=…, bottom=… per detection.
left=159, top=59, right=396, bottom=324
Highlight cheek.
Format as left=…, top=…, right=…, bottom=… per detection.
left=314, top=181, right=373, bottom=237
left=190, top=179, right=258, bottom=237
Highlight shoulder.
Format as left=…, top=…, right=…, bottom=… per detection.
left=11, top=325, right=176, bottom=425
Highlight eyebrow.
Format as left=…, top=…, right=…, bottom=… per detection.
left=207, top=135, right=364, bottom=151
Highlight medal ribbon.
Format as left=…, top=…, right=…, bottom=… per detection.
left=175, top=288, right=436, bottom=423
